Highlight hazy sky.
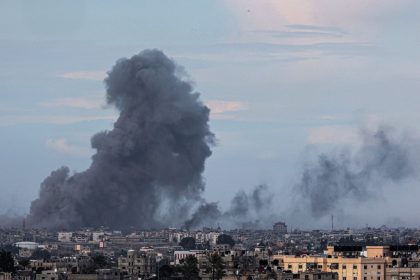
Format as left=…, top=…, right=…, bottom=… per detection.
left=1, top=0, right=420, bottom=229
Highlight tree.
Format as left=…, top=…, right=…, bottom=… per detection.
left=158, top=264, right=175, bottom=280
left=18, top=259, right=30, bottom=269
left=180, top=237, right=196, bottom=250
left=208, top=253, right=224, bottom=280
left=216, top=234, right=235, bottom=248
left=183, top=255, right=199, bottom=280
left=92, top=254, right=108, bottom=269
left=81, top=254, right=108, bottom=274
left=31, top=249, right=51, bottom=260
left=0, top=250, right=15, bottom=272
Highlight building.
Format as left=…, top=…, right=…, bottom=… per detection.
left=279, top=272, right=338, bottom=280
left=0, top=273, right=11, bottom=280
left=97, top=269, right=122, bottom=280
left=274, top=222, right=288, bottom=235
left=58, top=232, right=73, bottom=242
left=386, top=267, right=420, bottom=280
left=118, top=249, right=157, bottom=277
left=174, top=250, right=207, bottom=265
left=272, top=246, right=412, bottom=280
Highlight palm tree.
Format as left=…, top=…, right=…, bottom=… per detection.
left=208, top=253, right=225, bottom=280
left=183, top=255, right=200, bottom=280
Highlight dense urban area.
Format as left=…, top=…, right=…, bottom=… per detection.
left=0, top=222, right=419, bottom=280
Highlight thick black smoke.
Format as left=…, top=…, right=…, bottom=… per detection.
left=184, top=184, right=274, bottom=229
left=29, top=50, right=214, bottom=229
left=295, top=126, right=417, bottom=219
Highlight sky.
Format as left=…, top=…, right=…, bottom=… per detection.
left=1, top=0, right=420, bottom=229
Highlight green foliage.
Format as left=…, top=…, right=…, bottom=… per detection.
left=158, top=264, right=175, bottom=279
left=0, top=250, right=15, bottom=272
left=208, top=253, right=225, bottom=280
left=92, top=254, right=108, bottom=268
left=180, top=237, right=196, bottom=250
left=18, top=258, right=30, bottom=269
left=216, top=234, right=235, bottom=247
left=183, top=255, right=199, bottom=280
left=80, top=254, right=108, bottom=274
left=31, top=249, right=51, bottom=260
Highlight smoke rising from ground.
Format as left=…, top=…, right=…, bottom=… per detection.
left=29, top=50, right=214, bottom=229
left=294, top=126, right=419, bottom=220
left=184, top=184, right=275, bottom=229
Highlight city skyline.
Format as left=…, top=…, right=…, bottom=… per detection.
left=1, top=1, right=420, bottom=229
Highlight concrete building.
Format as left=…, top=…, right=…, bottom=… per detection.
left=0, top=273, right=11, bottom=280
left=272, top=246, right=411, bottom=280
left=118, top=249, right=156, bottom=277
left=58, top=232, right=73, bottom=242
left=274, top=222, right=288, bottom=235
left=386, top=268, right=420, bottom=280
left=35, top=270, right=58, bottom=280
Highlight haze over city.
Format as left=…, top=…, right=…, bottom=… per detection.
left=1, top=1, right=420, bottom=230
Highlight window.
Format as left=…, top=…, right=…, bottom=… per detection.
left=353, top=265, right=357, bottom=270
left=299, top=265, right=303, bottom=269
left=343, top=277, right=347, bottom=280
left=305, top=275, right=309, bottom=280
left=377, top=277, right=381, bottom=280
left=377, top=265, right=381, bottom=269
left=343, top=265, right=347, bottom=269
left=364, top=265, right=367, bottom=270
left=354, top=277, right=357, bottom=280
left=364, top=277, right=367, bottom=280
left=288, top=265, right=292, bottom=269
left=318, top=275, right=322, bottom=280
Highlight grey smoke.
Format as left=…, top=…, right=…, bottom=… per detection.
left=295, top=126, right=418, bottom=219
left=29, top=49, right=214, bottom=229
left=184, top=184, right=274, bottom=229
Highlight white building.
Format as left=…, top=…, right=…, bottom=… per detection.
left=58, top=232, right=73, bottom=242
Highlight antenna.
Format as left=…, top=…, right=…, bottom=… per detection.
left=331, top=215, right=334, bottom=232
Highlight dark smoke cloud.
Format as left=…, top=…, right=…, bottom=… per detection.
left=29, top=49, right=214, bottom=229
left=294, top=126, right=418, bottom=219
left=184, top=184, right=274, bottom=229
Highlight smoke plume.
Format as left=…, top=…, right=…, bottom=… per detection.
left=294, top=126, right=418, bottom=219
left=28, top=49, right=214, bottom=229
left=184, top=184, right=274, bottom=229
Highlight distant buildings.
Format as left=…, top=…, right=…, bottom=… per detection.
left=273, top=245, right=420, bottom=280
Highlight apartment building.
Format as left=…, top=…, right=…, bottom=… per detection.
left=118, top=249, right=156, bottom=277
left=273, top=246, right=420, bottom=280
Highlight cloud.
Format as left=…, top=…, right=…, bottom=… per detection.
left=206, top=100, right=248, bottom=120
left=254, top=25, right=347, bottom=39
left=206, top=100, right=248, bottom=114
left=40, top=97, right=104, bottom=109
left=224, top=0, right=412, bottom=44
left=57, top=71, right=106, bottom=81
left=46, top=138, right=91, bottom=157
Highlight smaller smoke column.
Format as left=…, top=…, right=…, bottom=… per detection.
left=184, top=184, right=274, bottom=229
left=295, top=126, right=417, bottom=219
